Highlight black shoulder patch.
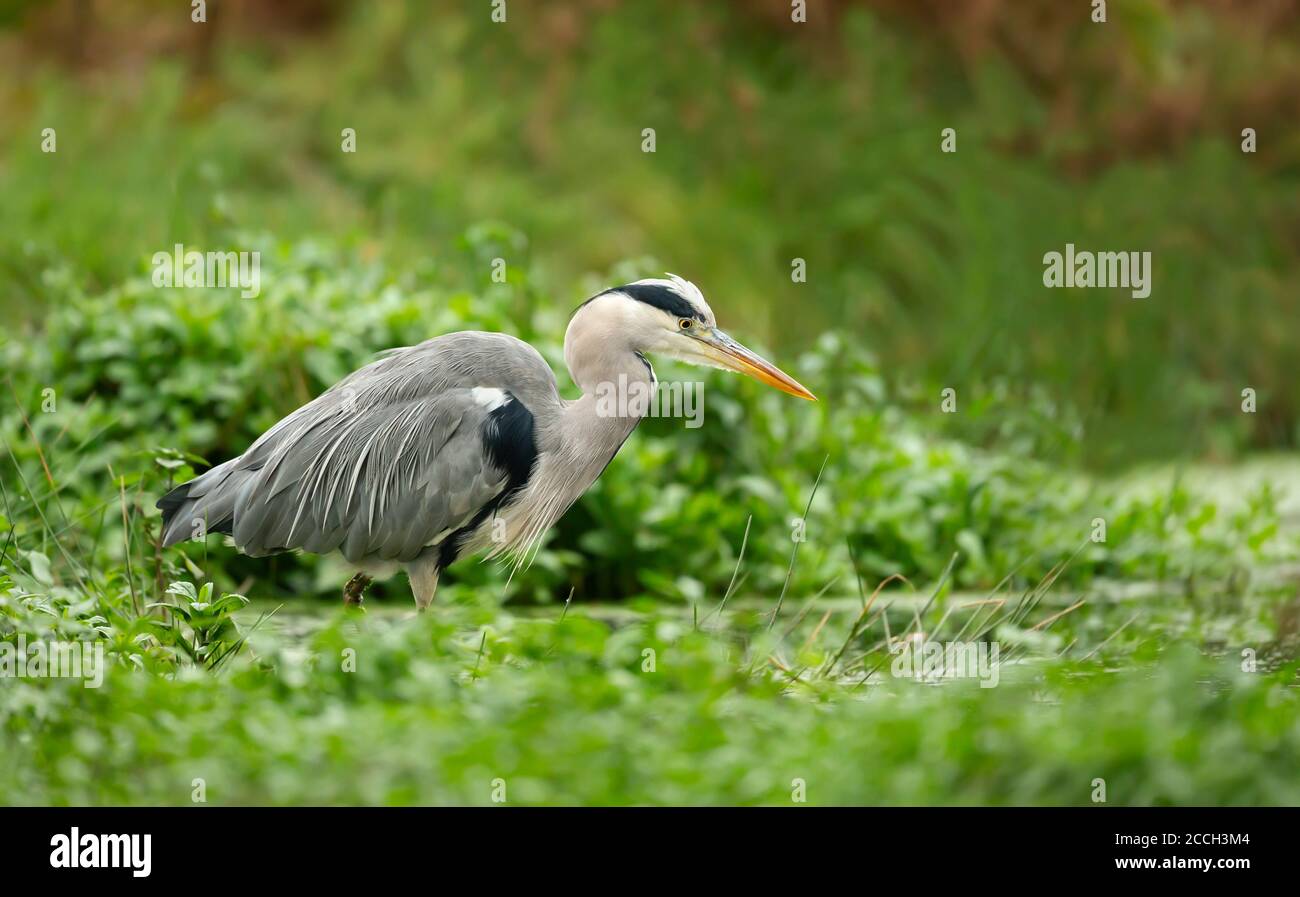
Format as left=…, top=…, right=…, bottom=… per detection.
left=618, top=282, right=701, bottom=320
left=482, top=395, right=538, bottom=494
left=438, top=393, right=538, bottom=570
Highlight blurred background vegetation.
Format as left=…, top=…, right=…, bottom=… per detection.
left=2, top=1, right=1299, bottom=806
left=3, top=0, right=1298, bottom=465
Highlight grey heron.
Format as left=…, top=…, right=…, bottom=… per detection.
left=157, top=275, right=815, bottom=609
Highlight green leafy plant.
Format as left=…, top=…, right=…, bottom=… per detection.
left=150, top=581, right=249, bottom=671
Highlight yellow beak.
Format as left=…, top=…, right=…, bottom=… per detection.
left=701, top=329, right=817, bottom=401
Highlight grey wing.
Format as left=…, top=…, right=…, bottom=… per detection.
left=156, top=330, right=553, bottom=559
left=160, top=389, right=508, bottom=563
left=157, top=332, right=558, bottom=563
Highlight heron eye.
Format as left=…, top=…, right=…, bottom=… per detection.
left=678, top=318, right=693, bottom=330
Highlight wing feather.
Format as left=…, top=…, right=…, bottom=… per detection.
left=157, top=332, right=558, bottom=565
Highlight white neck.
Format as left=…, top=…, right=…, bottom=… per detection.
left=481, top=304, right=653, bottom=562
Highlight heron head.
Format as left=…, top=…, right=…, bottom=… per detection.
left=574, top=274, right=816, bottom=401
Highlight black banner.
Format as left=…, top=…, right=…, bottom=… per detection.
left=0, top=806, right=1286, bottom=884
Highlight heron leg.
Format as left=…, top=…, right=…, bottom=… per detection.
left=408, top=557, right=440, bottom=612
left=343, top=572, right=371, bottom=608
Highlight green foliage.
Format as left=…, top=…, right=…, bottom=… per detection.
left=150, top=581, right=249, bottom=671
left=3, top=589, right=1298, bottom=806
left=2, top=239, right=1291, bottom=607
left=1, top=234, right=1295, bottom=806
left=2, top=2, right=1297, bottom=463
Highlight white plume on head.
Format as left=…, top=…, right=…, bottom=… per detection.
left=663, top=273, right=708, bottom=315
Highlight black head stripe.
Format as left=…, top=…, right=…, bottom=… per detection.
left=618, top=282, right=701, bottom=320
